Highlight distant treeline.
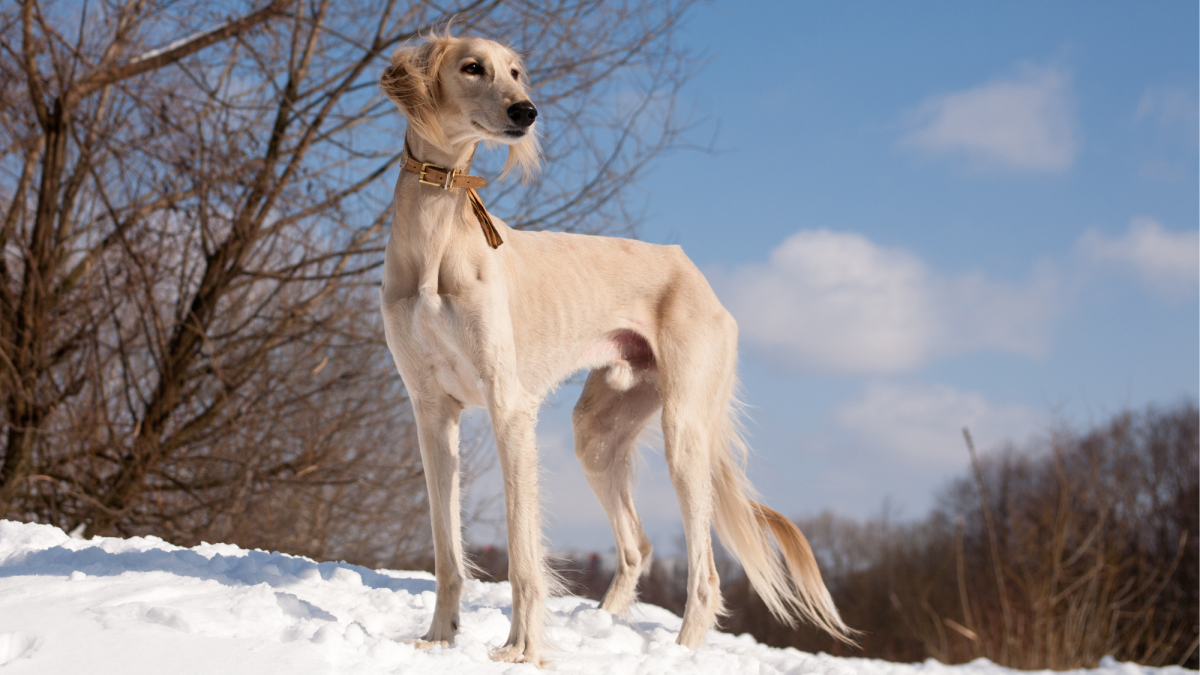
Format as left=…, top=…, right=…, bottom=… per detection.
left=473, top=401, right=1199, bottom=669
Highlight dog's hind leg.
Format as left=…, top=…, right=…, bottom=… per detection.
left=411, top=388, right=468, bottom=646
left=659, top=309, right=739, bottom=649
left=662, top=401, right=723, bottom=649
left=572, top=367, right=662, bottom=615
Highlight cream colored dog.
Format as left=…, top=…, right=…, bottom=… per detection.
left=379, top=34, right=854, bottom=665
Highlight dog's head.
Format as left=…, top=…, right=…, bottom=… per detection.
left=381, top=35, right=540, bottom=180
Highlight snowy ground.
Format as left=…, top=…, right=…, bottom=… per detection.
left=0, top=520, right=1190, bottom=675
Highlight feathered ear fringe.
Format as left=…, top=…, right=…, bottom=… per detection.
left=380, top=37, right=453, bottom=150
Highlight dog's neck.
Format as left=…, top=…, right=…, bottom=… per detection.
left=403, top=131, right=478, bottom=172
left=391, top=129, right=487, bottom=298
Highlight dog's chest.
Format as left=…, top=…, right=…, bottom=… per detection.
left=409, top=291, right=488, bottom=408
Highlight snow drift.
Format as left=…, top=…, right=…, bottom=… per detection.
left=0, top=519, right=1190, bottom=674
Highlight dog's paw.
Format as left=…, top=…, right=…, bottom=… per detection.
left=412, top=614, right=459, bottom=647
left=406, top=638, right=450, bottom=650
left=489, top=644, right=545, bottom=667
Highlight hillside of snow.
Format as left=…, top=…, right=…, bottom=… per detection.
left=0, top=519, right=1191, bottom=675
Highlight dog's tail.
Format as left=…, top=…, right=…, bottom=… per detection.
left=710, top=399, right=858, bottom=644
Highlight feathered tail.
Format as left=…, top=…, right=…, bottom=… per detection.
left=709, top=405, right=858, bottom=644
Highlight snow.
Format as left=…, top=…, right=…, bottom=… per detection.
left=0, top=520, right=1189, bottom=675
left=127, top=22, right=232, bottom=65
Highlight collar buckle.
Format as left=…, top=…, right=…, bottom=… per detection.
left=418, top=162, right=456, bottom=190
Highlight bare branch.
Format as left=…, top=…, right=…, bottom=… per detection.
left=70, top=0, right=291, bottom=104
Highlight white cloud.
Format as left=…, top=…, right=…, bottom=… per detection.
left=900, top=64, right=1078, bottom=173
left=1076, top=218, right=1198, bottom=294
left=1132, top=86, right=1199, bottom=180
left=719, top=230, right=934, bottom=372
left=1135, top=86, right=1199, bottom=134
left=836, top=382, right=1043, bottom=464
left=714, top=229, right=1055, bottom=373
left=936, top=264, right=1058, bottom=356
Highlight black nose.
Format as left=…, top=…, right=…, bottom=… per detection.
left=507, top=101, right=537, bottom=128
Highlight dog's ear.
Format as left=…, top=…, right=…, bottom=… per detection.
left=501, top=129, right=541, bottom=182
left=381, top=38, right=451, bottom=149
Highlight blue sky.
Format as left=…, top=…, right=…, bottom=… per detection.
left=467, top=1, right=1199, bottom=552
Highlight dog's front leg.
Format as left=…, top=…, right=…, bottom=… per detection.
left=411, top=388, right=468, bottom=647
left=487, top=382, right=547, bottom=665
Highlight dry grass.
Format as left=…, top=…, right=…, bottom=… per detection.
left=711, top=403, right=1196, bottom=668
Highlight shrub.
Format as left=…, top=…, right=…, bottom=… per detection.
left=721, top=402, right=1199, bottom=668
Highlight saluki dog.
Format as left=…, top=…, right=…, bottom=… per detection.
left=378, top=34, right=854, bottom=665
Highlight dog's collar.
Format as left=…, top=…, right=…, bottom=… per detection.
left=400, top=152, right=488, bottom=190
left=401, top=143, right=503, bottom=249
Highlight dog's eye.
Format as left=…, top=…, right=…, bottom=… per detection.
left=511, top=69, right=520, bottom=81
left=461, top=63, right=482, bottom=76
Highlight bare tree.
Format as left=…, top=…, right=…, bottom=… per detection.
left=0, top=0, right=693, bottom=567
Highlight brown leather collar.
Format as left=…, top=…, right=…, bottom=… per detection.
left=400, top=153, right=488, bottom=190
left=401, top=143, right=503, bottom=248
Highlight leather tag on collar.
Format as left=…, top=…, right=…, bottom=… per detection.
left=467, top=189, right=503, bottom=249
